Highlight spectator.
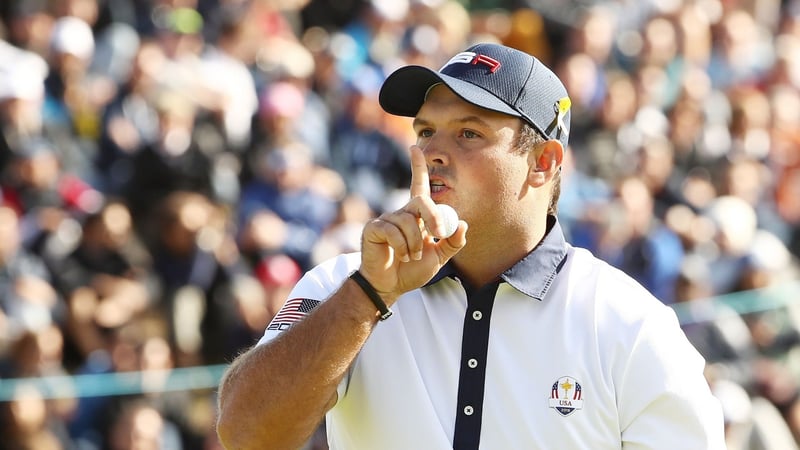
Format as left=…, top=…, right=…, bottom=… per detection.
left=106, top=398, right=183, bottom=450
left=64, top=315, right=192, bottom=448
left=0, top=40, right=49, bottom=168
left=238, top=141, right=341, bottom=271
left=251, top=79, right=330, bottom=170
left=611, top=175, right=685, bottom=304
left=147, top=191, right=246, bottom=365
left=712, top=377, right=800, bottom=450
left=50, top=200, right=153, bottom=367
left=0, top=383, right=75, bottom=450
left=119, top=89, right=215, bottom=221
left=0, top=205, right=63, bottom=344
left=249, top=35, right=333, bottom=174
left=328, top=66, right=412, bottom=213
left=0, top=136, right=103, bottom=261
left=196, top=7, right=258, bottom=154
left=699, top=195, right=760, bottom=296
left=43, top=15, right=106, bottom=185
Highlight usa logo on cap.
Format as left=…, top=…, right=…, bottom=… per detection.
left=549, top=376, right=584, bottom=416
left=440, top=51, right=501, bottom=73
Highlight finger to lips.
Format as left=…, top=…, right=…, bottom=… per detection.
left=409, top=146, right=430, bottom=199
left=407, top=147, right=445, bottom=238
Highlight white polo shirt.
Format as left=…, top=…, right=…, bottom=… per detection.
left=260, top=218, right=725, bottom=449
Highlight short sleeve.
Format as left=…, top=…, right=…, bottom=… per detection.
left=618, top=308, right=726, bottom=449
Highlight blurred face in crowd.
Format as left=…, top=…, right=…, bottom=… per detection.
left=14, top=150, right=61, bottom=190
left=156, top=93, right=196, bottom=156
left=0, top=207, right=22, bottom=263
left=642, top=17, right=678, bottom=67
left=52, top=51, right=91, bottom=79
left=109, top=403, right=166, bottom=450
left=6, top=9, right=53, bottom=54
left=5, top=385, right=49, bottom=437
left=51, top=0, right=99, bottom=26
left=102, top=202, right=134, bottom=248
left=130, top=41, right=167, bottom=95
left=263, top=144, right=315, bottom=191
left=82, top=202, right=134, bottom=250
left=600, top=72, right=637, bottom=130
left=638, top=138, right=675, bottom=192
left=722, top=158, right=764, bottom=205
left=350, top=90, right=384, bottom=130
left=617, top=176, right=654, bottom=236
left=159, top=193, right=216, bottom=256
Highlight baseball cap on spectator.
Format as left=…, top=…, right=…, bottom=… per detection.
left=379, top=42, right=572, bottom=148
left=50, top=16, right=95, bottom=61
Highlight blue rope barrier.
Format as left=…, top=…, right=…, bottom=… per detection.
left=671, top=281, right=800, bottom=325
left=0, top=364, right=229, bottom=401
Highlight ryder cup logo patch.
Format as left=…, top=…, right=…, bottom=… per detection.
left=440, top=51, right=501, bottom=73
left=549, top=376, right=584, bottom=416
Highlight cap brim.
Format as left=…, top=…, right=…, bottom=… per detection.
left=379, top=65, right=522, bottom=120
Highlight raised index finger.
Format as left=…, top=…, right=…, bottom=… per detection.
left=409, top=145, right=430, bottom=199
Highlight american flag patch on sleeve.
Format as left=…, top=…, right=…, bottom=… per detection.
left=267, top=298, right=321, bottom=330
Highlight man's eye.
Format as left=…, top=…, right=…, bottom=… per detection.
left=418, top=129, right=433, bottom=138
left=462, top=130, right=479, bottom=139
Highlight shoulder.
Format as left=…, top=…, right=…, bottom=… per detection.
left=294, top=252, right=361, bottom=293
left=563, top=246, right=708, bottom=380
left=562, top=245, right=677, bottom=328
left=565, top=246, right=654, bottom=297
left=257, top=253, right=360, bottom=343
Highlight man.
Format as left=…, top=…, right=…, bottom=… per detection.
left=216, top=43, right=725, bottom=449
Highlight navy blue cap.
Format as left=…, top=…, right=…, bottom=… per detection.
left=379, top=43, right=571, bottom=148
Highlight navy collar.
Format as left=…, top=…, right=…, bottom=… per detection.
left=426, top=215, right=568, bottom=301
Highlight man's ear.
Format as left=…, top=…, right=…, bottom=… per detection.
left=528, top=140, right=564, bottom=186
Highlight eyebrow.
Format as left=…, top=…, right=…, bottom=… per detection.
left=412, top=115, right=492, bottom=130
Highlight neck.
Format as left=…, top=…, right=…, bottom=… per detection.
left=451, top=215, right=549, bottom=288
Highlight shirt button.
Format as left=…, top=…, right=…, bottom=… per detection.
left=464, top=405, right=474, bottom=416
left=467, top=358, right=478, bottom=368
left=472, top=311, right=482, bottom=320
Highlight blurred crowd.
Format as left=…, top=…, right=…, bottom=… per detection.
left=1, top=0, right=799, bottom=448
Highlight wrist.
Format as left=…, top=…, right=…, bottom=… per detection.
left=349, top=270, right=393, bottom=321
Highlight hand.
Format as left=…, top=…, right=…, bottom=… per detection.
left=359, top=146, right=467, bottom=304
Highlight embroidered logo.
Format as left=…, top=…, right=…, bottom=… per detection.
left=549, top=376, right=584, bottom=416
left=440, top=51, right=501, bottom=73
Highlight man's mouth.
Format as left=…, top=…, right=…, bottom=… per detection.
left=430, top=180, right=446, bottom=193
